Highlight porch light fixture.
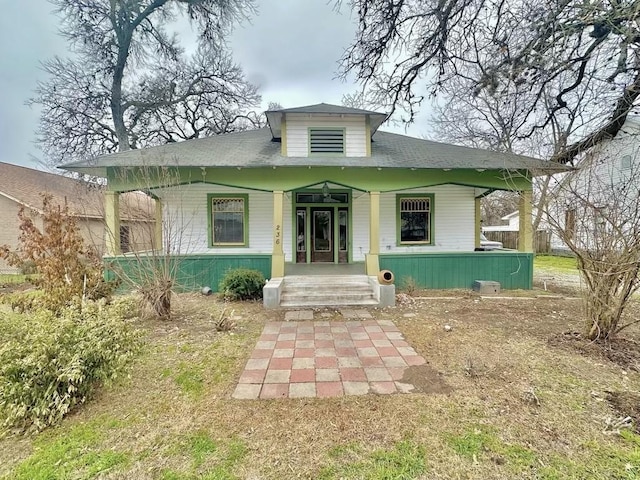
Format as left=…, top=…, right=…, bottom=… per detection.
left=322, top=182, right=330, bottom=198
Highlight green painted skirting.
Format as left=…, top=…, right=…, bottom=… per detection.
left=104, top=254, right=271, bottom=292
left=379, top=252, right=533, bottom=290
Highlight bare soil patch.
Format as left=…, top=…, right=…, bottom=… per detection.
left=548, top=331, right=640, bottom=372
left=607, top=391, right=640, bottom=433
left=400, top=364, right=453, bottom=394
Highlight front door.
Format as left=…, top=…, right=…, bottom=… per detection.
left=294, top=190, right=350, bottom=264
left=311, top=208, right=333, bottom=262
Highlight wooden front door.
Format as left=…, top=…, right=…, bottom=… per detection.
left=311, top=208, right=333, bottom=262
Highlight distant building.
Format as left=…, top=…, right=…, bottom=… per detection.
left=0, top=162, right=155, bottom=273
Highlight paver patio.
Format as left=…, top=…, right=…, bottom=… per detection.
left=232, top=312, right=426, bottom=400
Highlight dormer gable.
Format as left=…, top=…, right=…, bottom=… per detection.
left=265, top=103, right=387, bottom=158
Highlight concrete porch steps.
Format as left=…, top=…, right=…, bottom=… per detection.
left=279, top=275, right=378, bottom=308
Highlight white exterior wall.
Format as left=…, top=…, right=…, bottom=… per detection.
left=153, top=184, right=279, bottom=257
left=352, top=193, right=370, bottom=261
left=352, top=186, right=476, bottom=261
left=380, top=186, right=476, bottom=253
left=151, top=184, right=476, bottom=260
left=544, top=120, right=640, bottom=253
left=285, top=113, right=368, bottom=157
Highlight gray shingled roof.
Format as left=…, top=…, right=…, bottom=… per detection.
left=265, top=103, right=388, bottom=139
left=61, top=127, right=568, bottom=177
left=273, top=103, right=386, bottom=116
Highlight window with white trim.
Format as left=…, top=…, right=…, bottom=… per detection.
left=210, top=196, right=247, bottom=245
left=309, top=128, right=345, bottom=154
left=398, top=195, right=433, bottom=244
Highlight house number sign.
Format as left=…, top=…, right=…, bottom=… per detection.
left=275, top=224, right=281, bottom=245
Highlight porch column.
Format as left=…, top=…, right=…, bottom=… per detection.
left=365, top=191, right=380, bottom=275
left=104, top=191, right=121, bottom=256
left=154, top=198, right=163, bottom=251
left=271, top=191, right=285, bottom=278
left=518, top=190, right=533, bottom=252
left=475, top=197, right=481, bottom=249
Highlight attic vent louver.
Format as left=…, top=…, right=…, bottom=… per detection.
left=309, top=128, right=345, bottom=154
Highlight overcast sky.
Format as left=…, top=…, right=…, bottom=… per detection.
left=0, top=1, right=429, bottom=170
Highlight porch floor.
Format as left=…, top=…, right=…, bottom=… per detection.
left=232, top=310, right=426, bottom=400
left=284, top=262, right=365, bottom=276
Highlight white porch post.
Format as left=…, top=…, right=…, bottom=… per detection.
left=104, top=191, right=121, bottom=256
left=365, top=191, right=380, bottom=275
left=272, top=190, right=285, bottom=278
left=519, top=190, right=533, bottom=252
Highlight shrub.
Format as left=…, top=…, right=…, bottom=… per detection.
left=0, top=194, right=117, bottom=312
left=18, top=260, right=37, bottom=275
left=1, top=290, right=44, bottom=313
left=219, top=268, right=265, bottom=301
left=0, top=300, right=143, bottom=433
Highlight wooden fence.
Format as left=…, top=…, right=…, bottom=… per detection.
left=483, top=230, right=551, bottom=253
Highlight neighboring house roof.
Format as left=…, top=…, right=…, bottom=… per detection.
left=501, top=211, right=519, bottom=221
left=61, top=127, right=569, bottom=177
left=0, top=162, right=152, bottom=221
left=265, top=103, right=388, bottom=138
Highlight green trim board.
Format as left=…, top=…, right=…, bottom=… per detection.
left=105, top=254, right=271, bottom=292
left=380, top=252, right=534, bottom=290
left=106, top=166, right=532, bottom=194
left=396, top=193, right=435, bottom=246
left=206, top=193, right=249, bottom=247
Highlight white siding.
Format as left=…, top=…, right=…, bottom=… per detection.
left=285, top=113, right=367, bottom=157
left=353, top=186, right=476, bottom=259
left=352, top=193, right=370, bottom=261
left=379, top=186, right=476, bottom=253
left=152, top=184, right=277, bottom=256
left=150, top=184, right=476, bottom=259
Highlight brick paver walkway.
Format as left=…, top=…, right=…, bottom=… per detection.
left=232, top=317, right=426, bottom=400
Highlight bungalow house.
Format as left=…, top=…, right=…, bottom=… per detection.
left=0, top=162, right=155, bottom=273
left=61, top=104, right=566, bottom=307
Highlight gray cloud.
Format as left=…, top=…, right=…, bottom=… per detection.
left=0, top=1, right=67, bottom=168
left=231, top=0, right=357, bottom=104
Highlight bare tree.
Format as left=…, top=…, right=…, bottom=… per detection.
left=480, top=192, right=519, bottom=226
left=430, top=65, right=603, bottom=232
left=544, top=128, right=640, bottom=341
left=31, top=0, right=260, bottom=166
left=105, top=165, right=203, bottom=320
left=339, top=0, right=640, bottom=164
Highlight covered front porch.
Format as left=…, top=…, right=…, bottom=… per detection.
left=99, top=166, right=537, bottom=308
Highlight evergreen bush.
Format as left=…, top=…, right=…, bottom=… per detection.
left=218, top=268, right=265, bottom=301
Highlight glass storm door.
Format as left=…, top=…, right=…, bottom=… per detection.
left=296, top=208, right=307, bottom=263
left=311, top=208, right=333, bottom=262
